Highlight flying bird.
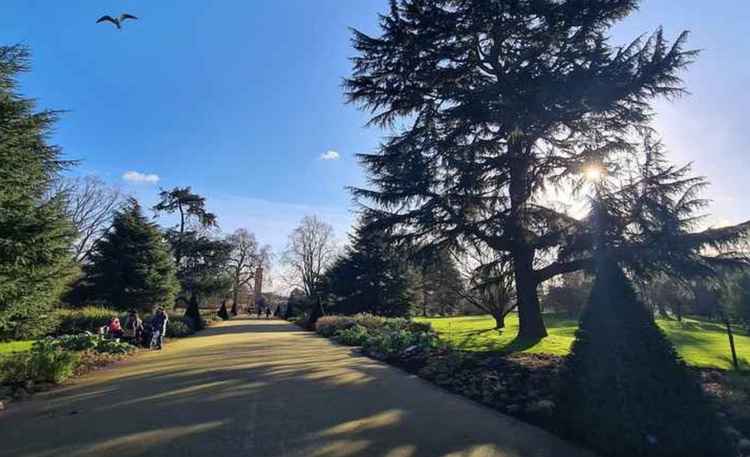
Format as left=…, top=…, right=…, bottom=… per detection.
left=96, top=14, right=138, bottom=29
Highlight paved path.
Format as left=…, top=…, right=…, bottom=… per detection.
left=0, top=318, right=593, bottom=457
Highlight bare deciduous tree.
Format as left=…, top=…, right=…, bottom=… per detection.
left=452, top=243, right=516, bottom=330
left=226, top=228, right=271, bottom=315
left=282, top=215, right=336, bottom=298
left=53, top=176, right=126, bottom=263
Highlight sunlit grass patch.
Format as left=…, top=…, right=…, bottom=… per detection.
left=418, top=314, right=750, bottom=369
left=0, top=340, right=34, bottom=355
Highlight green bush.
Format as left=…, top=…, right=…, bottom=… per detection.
left=29, top=340, right=80, bottom=383
left=334, top=324, right=370, bottom=346
left=55, top=333, right=99, bottom=351
left=52, top=307, right=119, bottom=336
left=352, top=313, right=387, bottom=330
left=315, top=316, right=356, bottom=337
left=0, top=310, right=63, bottom=341
left=406, top=321, right=432, bottom=333
left=362, top=328, right=439, bottom=359
left=166, top=319, right=194, bottom=338
left=93, top=338, right=133, bottom=355
left=1, top=340, right=80, bottom=385
left=557, top=259, right=733, bottom=457
left=40, top=334, right=134, bottom=355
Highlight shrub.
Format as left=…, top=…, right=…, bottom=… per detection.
left=406, top=321, right=432, bottom=333
left=291, top=315, right=308, bottom=328
left=362, top=328, right=439, bottom=359
left=334, top=325, right=370, bottom=346
left=352, top=313, right=387, bottom=330
left=315, top=316, right=356, bottom=337
left=53, top=307, right=119, bottom=336
left=55, top=333, right=99, bottom=351
left=1, top=340, right=80, bottom=385
left=557, top=259, right=733, bottom=457
left=0, top=310, right=62, bottom=341
left=0, top=352, right=32, bottom=385
left=39, top=334, right=134, bottom=355
left=29, top=340, right=81, bottom=383
left=94, top=338, right=134, bottom=355
left=166, top=319, right=194, bottom=338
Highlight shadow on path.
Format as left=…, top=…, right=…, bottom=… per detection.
left=0, top=319, right=594, bottom=457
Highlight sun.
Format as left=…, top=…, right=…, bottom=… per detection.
left=583, top=165, right=604, bottom=182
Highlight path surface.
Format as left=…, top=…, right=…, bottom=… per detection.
left=0, top=318, right=593, bottom=457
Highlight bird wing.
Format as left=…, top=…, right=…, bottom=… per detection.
left=120, top=14, right=139, bottom=22
left=96, top=15, right=118, bottom=25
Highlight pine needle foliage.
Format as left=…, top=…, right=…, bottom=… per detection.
left=84, top=200, right=179, bottom=312
left=557, top=257, right=733, bottom=457
left=0, top=45, right=76, bottom=340
left=345, top=0, right=709, bottom=339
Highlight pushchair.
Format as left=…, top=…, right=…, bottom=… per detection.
left=140, top=323, right=162, bottom=349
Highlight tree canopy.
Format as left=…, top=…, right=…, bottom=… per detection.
left=0, top=45, right=76, bottom=339
left=346, top=0, right=749, bottom=339
left=84, top=200, right=179, bottom=312
left=324, top=217, right=416, bottom=317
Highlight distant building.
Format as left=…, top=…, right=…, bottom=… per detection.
left=253, top=266, right=264, bottom=307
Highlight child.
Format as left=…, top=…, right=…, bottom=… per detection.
left=108, top=317, right=123, bottom=338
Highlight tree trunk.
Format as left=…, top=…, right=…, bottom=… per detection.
left=492, top=311, right=505, bottom=329
left=218, top=300, right=230, bottom=320
left=507, top=142, right=548, bottom=340
left=307, top=296, right=323, bottom=330
left=724, top=314, right=739, bottom=370
left=513, top=248, right=548, bottom=340
left=231, top=288, right=239, bottom=315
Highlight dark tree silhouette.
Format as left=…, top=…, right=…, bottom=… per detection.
left=176, top=232, right=232, bottom=328
left=324, top=216, right=416, bottom=317
left=153, top=186, right=217, bottom=266
left=557, top=257, right=733, bottom=456
left=345, top=0, right=721, bottom=339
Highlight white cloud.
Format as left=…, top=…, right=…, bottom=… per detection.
left=320, top=150, right=340, bottom=161
left=122, top=171, right=160, bottom=184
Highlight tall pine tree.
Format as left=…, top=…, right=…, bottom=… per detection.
left=0, top=45, right=76, bottom=339
left=345, top=0, right=748, bottom=339
left=85, top=200, right=178, bottom=311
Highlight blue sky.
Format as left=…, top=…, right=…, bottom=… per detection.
left=1, top=1, right=749, bottom=257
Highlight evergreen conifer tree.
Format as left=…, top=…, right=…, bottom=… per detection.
left=85, top=200, right=178, bottom=311
left=0, top=45, right=76, bottom=339
left=325, top=218, right=415, bottom=317
left=557, top=257, right=733, bottom=456
left=346, top=0, right=749, bottom=339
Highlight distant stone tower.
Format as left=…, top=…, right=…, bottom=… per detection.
left=253, top=266, right=264, bottom=307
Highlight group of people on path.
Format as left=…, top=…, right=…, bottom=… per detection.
left=102, top=307, right=169, bottom=350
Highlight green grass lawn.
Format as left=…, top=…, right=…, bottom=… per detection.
left=419, top=314, right=750, bottom=370
left=0, top=340, right=34, bottom=355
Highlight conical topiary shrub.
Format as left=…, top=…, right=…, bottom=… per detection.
left=217, top=301, right=230, bottom=320
left=556, top=258, right=733, bottom=457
